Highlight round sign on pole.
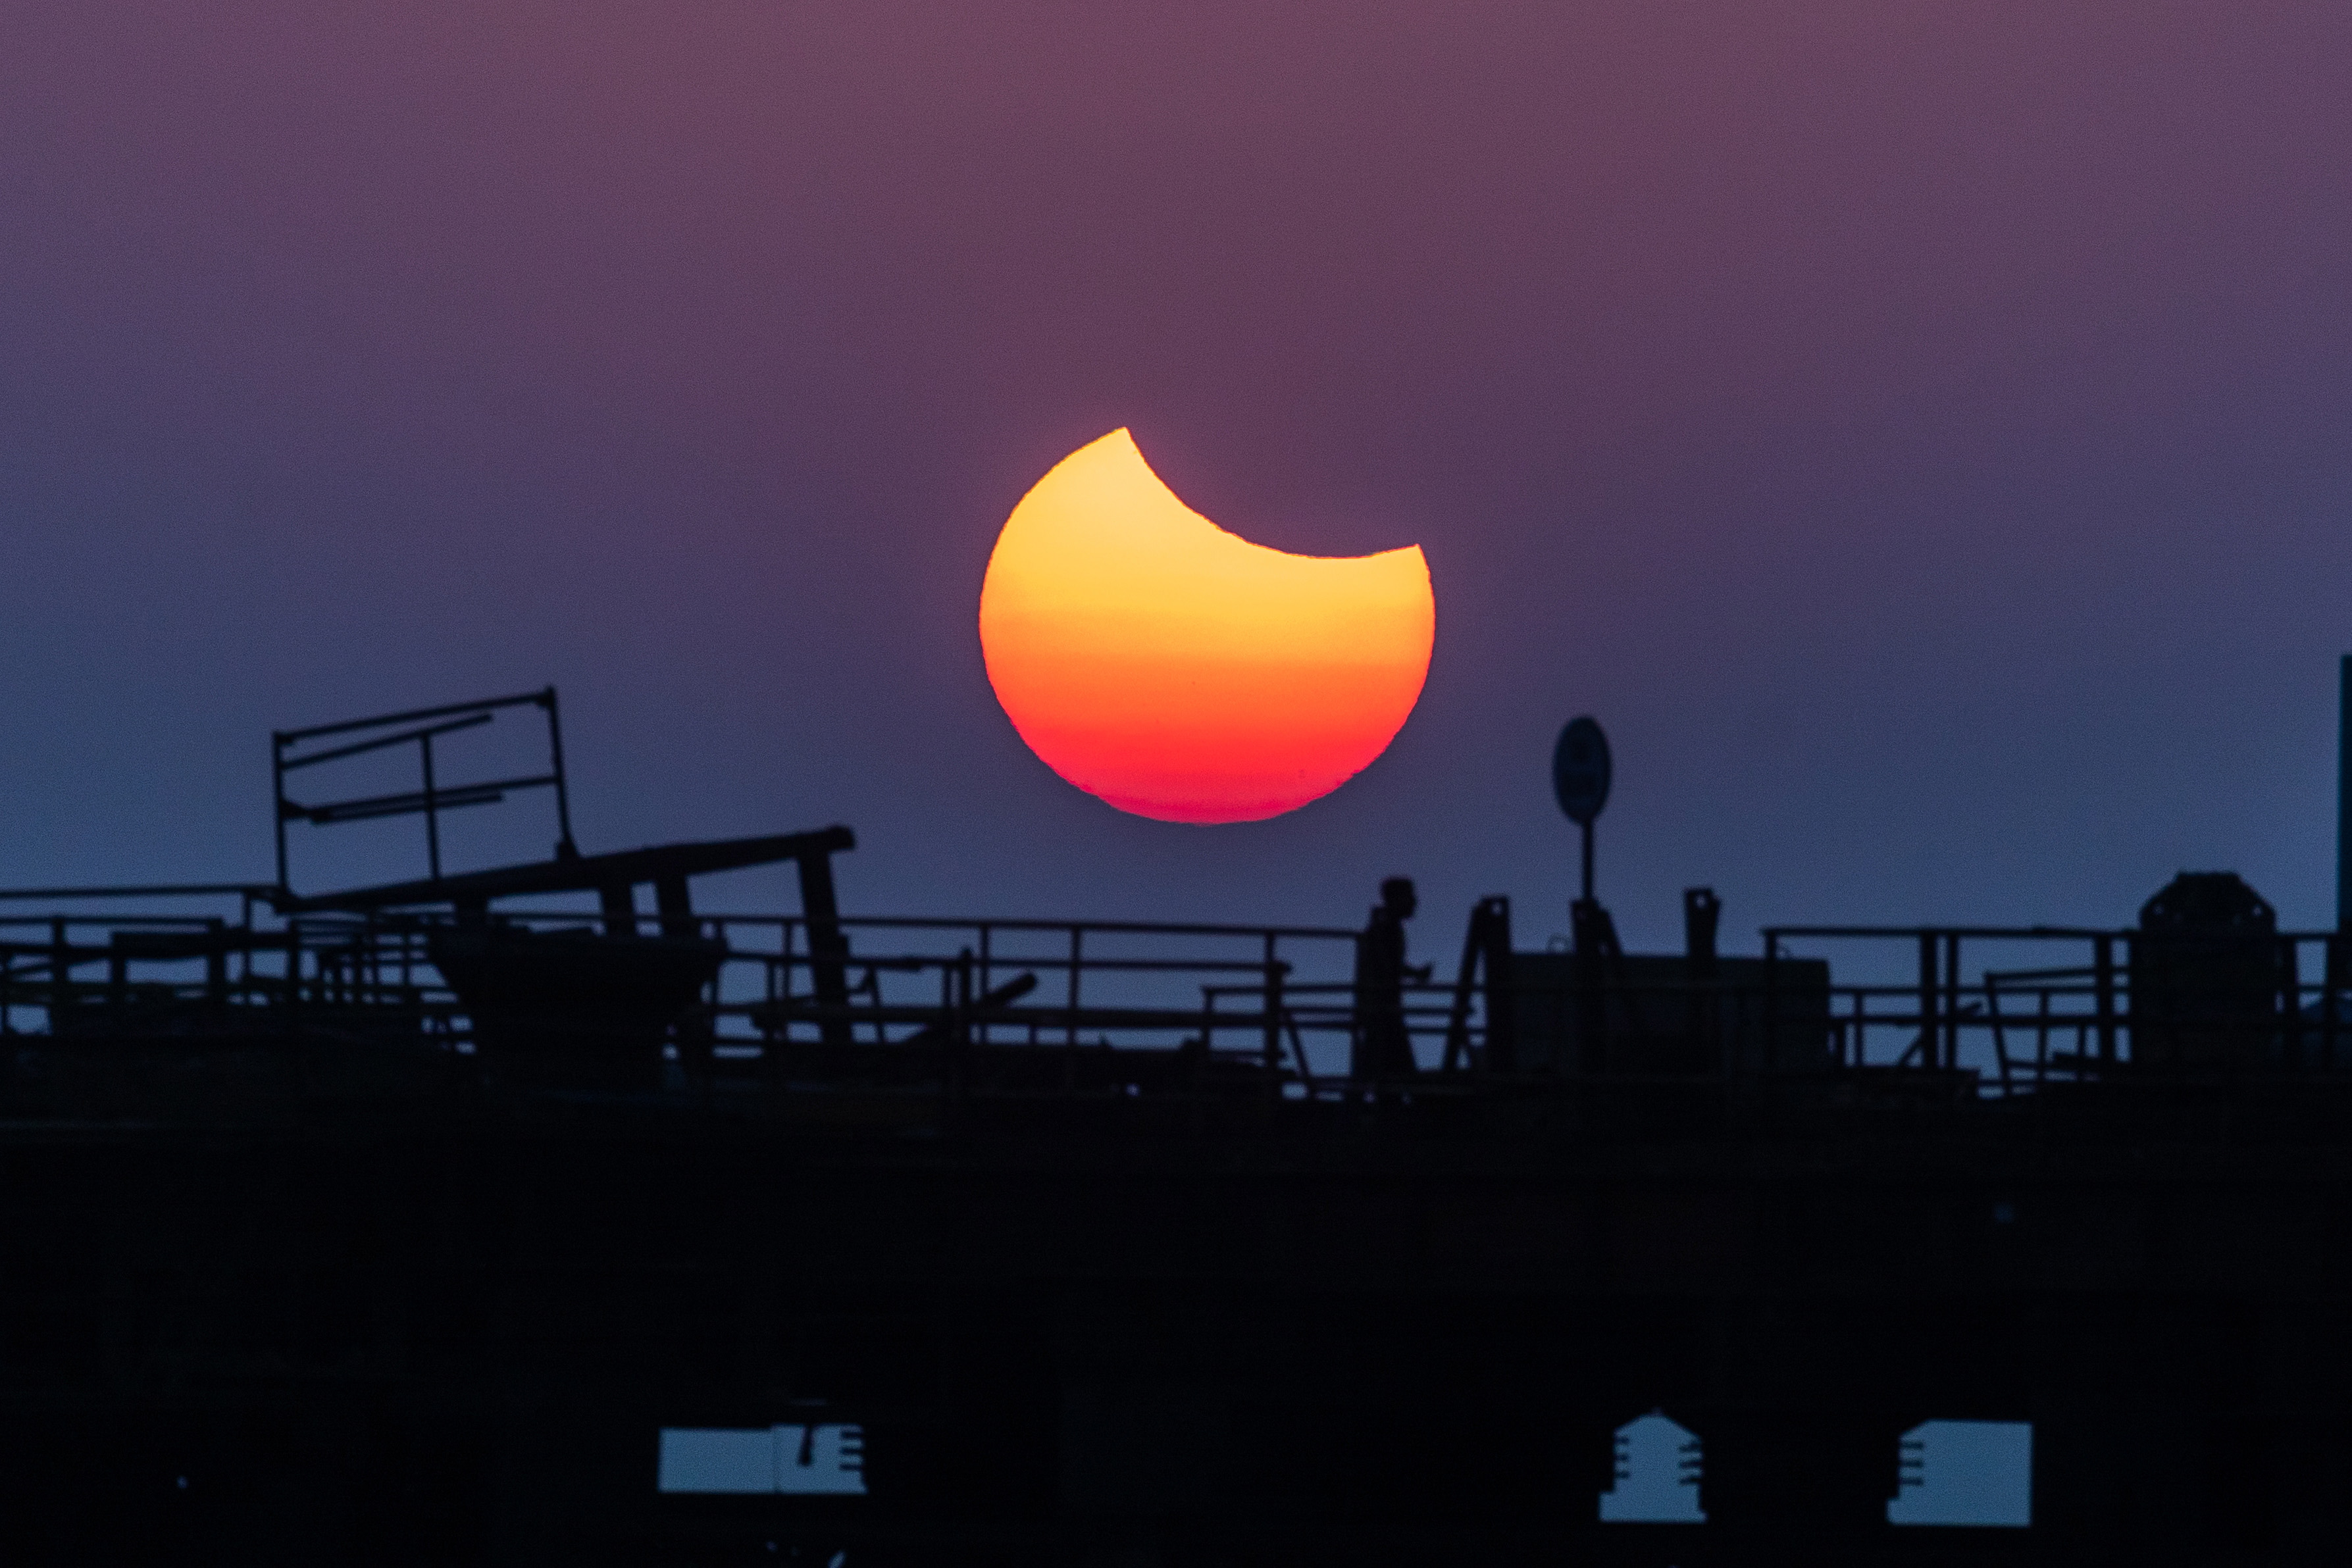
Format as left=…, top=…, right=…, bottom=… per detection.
left=1552, top=717, right=1611, bottom=826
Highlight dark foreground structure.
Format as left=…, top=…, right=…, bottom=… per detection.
left=5, top=689, right=2352, bottom=1565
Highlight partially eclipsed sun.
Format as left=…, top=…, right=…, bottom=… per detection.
left=979, top=430, right=1435, bottom=824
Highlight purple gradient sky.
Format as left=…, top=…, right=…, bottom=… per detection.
left=3, top=0, right=2349, bottom=951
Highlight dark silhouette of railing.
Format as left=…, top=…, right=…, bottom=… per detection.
left=6, top=896, right=2351, bottom=1109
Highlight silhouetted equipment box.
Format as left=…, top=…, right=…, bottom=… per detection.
left=2129, top=871, right=2286, bottom=1070
left=428, top=925, right=724, bottom=1076
left=1508, top=953, right=1832, bottom=1075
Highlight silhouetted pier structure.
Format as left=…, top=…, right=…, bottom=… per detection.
left=5, top=690, right=2352, bottom=1565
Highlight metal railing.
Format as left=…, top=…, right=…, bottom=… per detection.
left=1764, top=924, right=2352, bottom=1094
left=6, top=900, right=2350, bottom=1105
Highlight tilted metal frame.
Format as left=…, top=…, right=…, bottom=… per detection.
left=272, top=687, right=575, bottom=894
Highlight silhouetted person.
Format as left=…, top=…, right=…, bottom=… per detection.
left=1354, top=876, right=1431, bottom=1079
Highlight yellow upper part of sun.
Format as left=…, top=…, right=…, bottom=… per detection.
left=978, top=429, right=1434, bottom=823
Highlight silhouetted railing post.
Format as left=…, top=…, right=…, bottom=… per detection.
left=654, top=874, right=696, bottom=940
left=598, top=883, right=638, bottom=937
left=978, top=924, right=994, bottom=1050
left=418, top=730, right=443, bottom=880
left=798, top=851, right=852, bottom=1049
left=2325, top=934, right=2343, bottom=1072
left=2094, top=935, right=2117, bottom=1067
left=282, top=924, right=301, bottom=1034
left=2281, top=936, right=2303, bottom=1072
left=1916, top=932, right=1939, bottom=1071
left=1573, top=901, right=1608, bottom=1076
left=49, top=918, right=72, bottom=1029
left=775, top=921, right=796, bottom=1037
left=1683, top=889, right=1718, bottom=1074
left=935, top=957, right=960, bottom=1108
left=956, top=949, right=975, bottom=1107
left=1983, top=976, right=2008, bottom=1093
left=1943, top=932, right=1963, bottom=1073
left=1442, top=898, right=1510, bottom=1075
left=1285, top=1009, right=1316, bottom=1096
left=1262, top=935, right=1285, bottom=1088
left=1482, top=898, right=1515, bottom=1076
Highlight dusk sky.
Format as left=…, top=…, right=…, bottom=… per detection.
left=3, top=1, right=2349, bottom=955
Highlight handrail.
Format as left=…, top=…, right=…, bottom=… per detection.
left=3, top=905, right=2349, bottom=1107
left=0, top=885, right=275, bottom=901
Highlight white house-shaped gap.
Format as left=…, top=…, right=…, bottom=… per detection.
left=657, top=1425, right=867, bottom=1496
left=777, top=1423, right=867, bottom=1495
left=1598, top=1411, right=1706, bottom=1523
left=658, top=1428, right=773, bottom=1494
left=1887, top=1420, right=2031, bottom=1527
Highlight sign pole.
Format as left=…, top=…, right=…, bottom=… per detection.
left=1554, top=717, right=1614, bottom=1078
left=1553, top=716, right=1612, bottom=908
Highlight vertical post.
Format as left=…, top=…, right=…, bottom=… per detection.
left=2324, top=933, right=2341, bottom=1072
left=205, top=919, right=228, bottom=1009
left=1945, top=932, right=1964, bottom=1075
left=1264, top=959, right=1288, bottom=1092
left=2093, top=934, right=2117, bottom=1065
left=654, top=874, right=694, bottom=940
left=1580, top=819, right=1596, bottom=905
left=49, top=918, right=71, bottom=1028
left=272, top=732, right=292, bottom=891
left=797, top=850, right=852, bottom=1048
left=1683, top=889, right=1720, bottom=1072
left=1573, top=898, right=1606, bottom=1075
left=1483, top=898, right=1516, bottom=1076
left=777, top=920, right=798, bottom=1036
left=1262, top=933, right=1283, bottom=1084
left=978, top=924, right=993, bottom=1051
left=953, top=948, right=974, bottom=1105
left=1067, top=928, right=1083, bottom=1050
left=936, top=962, right=954, bottom=1114
left=656, top=873, right=709, bottom=1079
left=539, top=686, right=577, bottom=855
left=285, top=921, right=303, bottom=1028
left=419, top=734, right=442, bottom=881
left=1917, top=932, right=1940, bottom=1071
left=2280, top=936, right=2303, bottom=1073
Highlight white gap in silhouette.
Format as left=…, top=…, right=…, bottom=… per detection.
left=1887, top=1420, right=2031, bottom=1527
left=1598, top=1410, right=1706, bottom=1523
left=657, top=1424, right=867, bottom=1495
